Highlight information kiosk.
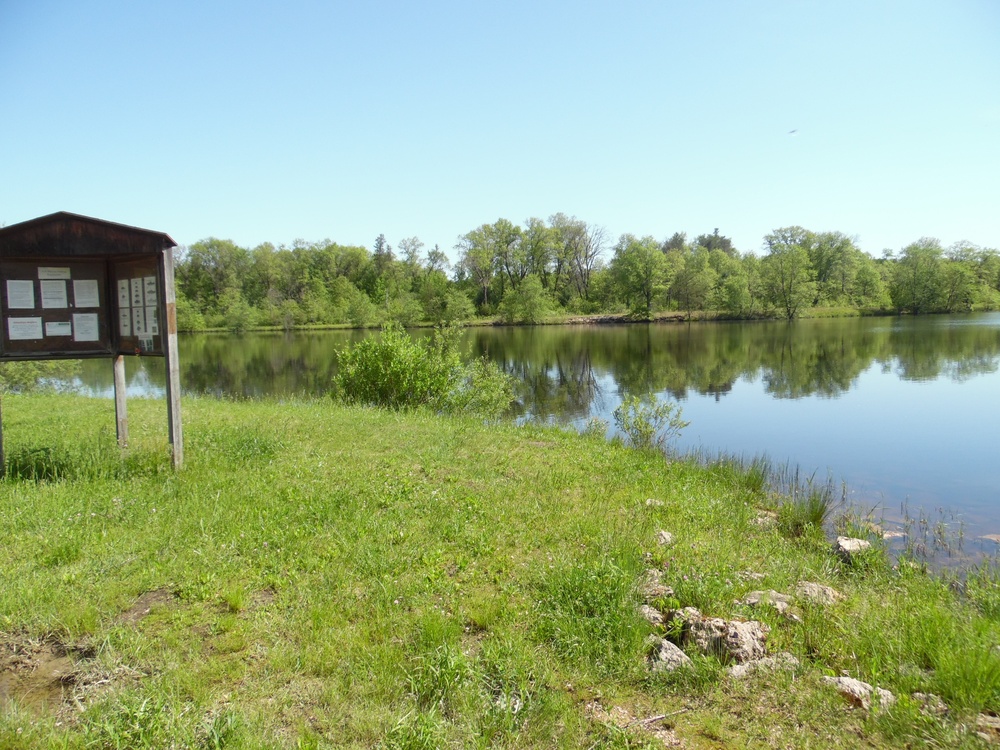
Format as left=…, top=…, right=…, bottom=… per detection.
left=0, top=212, right=183, bottom=468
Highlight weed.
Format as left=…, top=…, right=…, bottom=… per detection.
left=773, top=465, right=841, bottom=537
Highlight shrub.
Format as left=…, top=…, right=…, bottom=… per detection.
left=333, top=324, right=514, bottom=419
left=498, top=275, right=553, bottom=324
left=612, top=395, right=689, bottom=451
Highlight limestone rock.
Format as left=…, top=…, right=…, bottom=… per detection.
left=727, top=651, right=799, bottom=679
left=821, top=676, right=895, bottom=711
left=742, top=589, right=792, bottom=615
left=647, top=635, right=692, bottom=672
left=977, top=714, right=1000, bottom=743
left=656, top=530, right=675, bottom=547
left=795, top=581, right=843, bottom=605
left=638, top=604, right=664, bottom=626
left=834, top=536, right=871, bottom=564
left=667, top=606, right=702, bottom=623
left=912, top=692, right=948, bottom=716
left=639, top=569, right=674, bottom=601
left=686, top=616, right=770, bottom=663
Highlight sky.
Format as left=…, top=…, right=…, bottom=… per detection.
left=2, top=0, right=998, bottom=264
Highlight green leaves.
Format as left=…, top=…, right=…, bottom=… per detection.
left=333, top=324, right=514, bottom=419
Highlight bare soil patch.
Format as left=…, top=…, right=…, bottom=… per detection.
left=0, top=637, right=82, bottom=713
left=118, top=587, right=177, bottom=625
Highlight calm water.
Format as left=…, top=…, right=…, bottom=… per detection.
left=67, top=314, right=1000, bottom=534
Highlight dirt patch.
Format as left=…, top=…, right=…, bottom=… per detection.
left=119, top=587, right=176, bottom=625
left=585, top=700, right=685, bottom=748
left=1, top=634, right=146, bottom=721
left=0, top=639, right=76, bottom=712
left=250, top=588, right=277, bottom=610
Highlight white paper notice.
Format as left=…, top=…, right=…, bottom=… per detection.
left=72, top=313, right=99, bottom=342
left=146, top=306, right=159, bottom=336
left=143, top=276, right=157, bottom=304
left=118, top=279, right=130, bottom=308
left=8, top=317, right=43, bottom=340
left=6, top=280, right=35, bottom=309
left=133, top=306, right=146, bottom=336
left=119, top=308, right=131, bottom=336
left=73, top=279, right=100, bottom=308
left=45, top=321, right=72, bottom=336
left=40, top=280, right=68, bottom=309
left=131, top=278, right=143, bottom=307
left=38, top=267, right=71, bottom=280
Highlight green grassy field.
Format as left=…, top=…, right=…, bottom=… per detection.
left=1, top=394, right=999, bottom=748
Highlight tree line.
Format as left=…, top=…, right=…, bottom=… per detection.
left=174, top=217, right=1000, bottom=331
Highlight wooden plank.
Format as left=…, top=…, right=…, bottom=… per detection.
left=160, top=248, right=183, bottom=469
left=114, top=355, right=128, bottom=447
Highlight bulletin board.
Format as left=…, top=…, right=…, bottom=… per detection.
left=0, top=256, right=166, bottom=360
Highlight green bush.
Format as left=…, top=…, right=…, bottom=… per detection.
left=333, top=324, right=514, bottom=419
left=498, top=275, right=554, bottom=324
left=612, top=395, right=689, bottom=451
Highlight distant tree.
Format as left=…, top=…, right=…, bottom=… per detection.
left=425, top=244, right=449, bottom=275
left=890, top=238, right=944, bottom=314
left=611, top=234, right=670, bottom=317
left=661, top=232, right=687, bottom=253
left=671, top=247, right=718, bottom=319
left=398, top=236, right=424, bottom=286
left=549, top=213, right=606, bottom=304
left=805, top=231, right=858, bottom=304
left=521, top=217, right=556, bottom=286
left=455, top=225, right=496, bottom=310
left=694, top=228, right=736, bottom=256
left=761, top=227, right=817, bottom=319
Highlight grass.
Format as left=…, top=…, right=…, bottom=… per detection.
left=0, top=393, right=999, bottom=747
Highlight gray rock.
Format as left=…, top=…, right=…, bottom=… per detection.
left=638, top=604, right=664, bottom=626
left=647, top=636, right=692, bottom=672
left=795, top=581, right=843, bottom=605
left=639, top=569, right=674, bottom=601
left=667, top=606, right=703, bottom=623
left=821, top=676, right=895, bottom=711
left=742, top=589, right=792, bottom=615
left=834, top=536, right=872, bottom=564
left=912, top=692, right=948, bottom=716
left=727, top=651, right=799, bottom=679
left=977, top=714, right=1000, bottom=743
left=686, top=616, right=770, bottom=663
left=656, top=530, right=675, bottom=547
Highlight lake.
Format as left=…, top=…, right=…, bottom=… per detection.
left=65, top=313, right=1000, bottom=542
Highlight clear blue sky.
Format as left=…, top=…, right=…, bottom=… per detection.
left=2, top=0, right=998, bottom=262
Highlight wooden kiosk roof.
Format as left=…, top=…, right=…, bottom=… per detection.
left=0, top=212, right=177, bottom=257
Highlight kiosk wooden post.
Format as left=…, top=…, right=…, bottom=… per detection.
left=0, top=212, right=182, bottom=469
left=114, top=354, right=128, bottom=447
left=161, top=246, right=183, bottom=468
